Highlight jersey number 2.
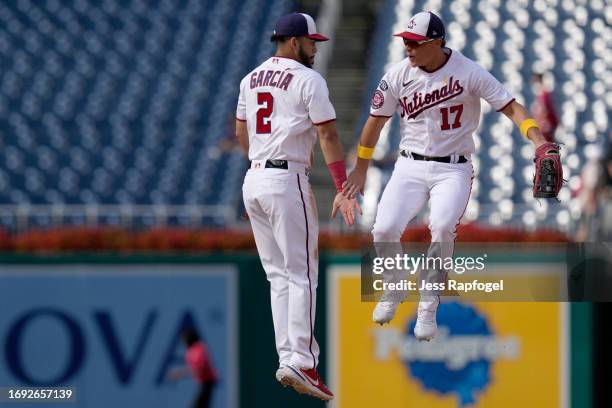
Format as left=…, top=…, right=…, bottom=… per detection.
left=256, top=92, right=273, bottom=134
left=440, top=104, right=463, bottom=130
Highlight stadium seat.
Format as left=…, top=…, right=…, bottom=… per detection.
left=0, top=0, right=292, bottom=228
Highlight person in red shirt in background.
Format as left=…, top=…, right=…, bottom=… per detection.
left=168, top=328, right=218, bottom=408
left=531, top=72, right=559, bottom=143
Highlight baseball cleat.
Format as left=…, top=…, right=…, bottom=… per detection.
left=275, top=365, right=334, bottom=401
left=414, top=296, right=439, bottom=341
left=373, top=300, right=400, bottom=325
left=276, top=367, right=294, bottom=389
left=372, top=290, right=406, bottom=324
left=275, top=367, right=287, bottom=386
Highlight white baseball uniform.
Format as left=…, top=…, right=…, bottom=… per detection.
left=370, top=48, right=514, bottom=287
left=237, top=56, right=335, bottom=369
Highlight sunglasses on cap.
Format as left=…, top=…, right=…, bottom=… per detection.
left=403, top=37, right=439, bottom=47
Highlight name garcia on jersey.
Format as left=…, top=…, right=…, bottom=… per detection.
left=249, top=69, right=294, bottom=90
left=399, top=76, right=464, bottom=120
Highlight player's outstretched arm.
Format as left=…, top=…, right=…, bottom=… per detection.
left=499, top=100, right=547, bottom=148
left=342, top=115, right=389, bottom=199
left=315, top=121, right=362, bottom=225
left=316, top=120, right=348, bottom=189
left=316, top=120, right=344, bottom=163
left=235, top=119, right=249, bottom=155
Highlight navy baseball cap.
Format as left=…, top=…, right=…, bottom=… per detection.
left=270, top=12, right=329, bottom=42
left=394, top=11, right=445, bottom=41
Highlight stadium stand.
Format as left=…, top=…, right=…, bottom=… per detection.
left=0, top=0, right=609, bottom=234
left=0, top=0, right=292, bottom=230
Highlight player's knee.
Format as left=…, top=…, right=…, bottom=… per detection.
left=372, top=221, right=402, bottom=242
left=429, top=219, right=457, bottom=241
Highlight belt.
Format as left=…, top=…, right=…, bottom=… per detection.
left=400, top=150, right=467, bottom=163
left=250, top=159, right=288, bottom=169
left=249, top=159, right=311, bottom=174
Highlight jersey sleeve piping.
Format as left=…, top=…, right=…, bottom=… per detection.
left=313, top=118, right=336, bottom=125
left=496, top=98, right=516, bottom=112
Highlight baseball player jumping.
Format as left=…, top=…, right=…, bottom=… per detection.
left=236, top=12, right=360, bottom=401
left=343, top=12, right=562, bottom=340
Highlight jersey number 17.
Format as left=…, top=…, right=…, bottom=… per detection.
left=256, top=92, right=274, bottom=134
left=440, top=104, right=463, bottom=130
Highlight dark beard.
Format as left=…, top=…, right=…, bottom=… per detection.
left=298, top=47, right=312, bottom=68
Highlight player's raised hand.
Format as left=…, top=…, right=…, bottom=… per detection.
left=342, top=168, right=367, bottom=199
left=331, top=192, right=362, bottom=226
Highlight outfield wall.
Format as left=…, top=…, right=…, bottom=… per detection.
left=0, top=254, right=592, bottom=408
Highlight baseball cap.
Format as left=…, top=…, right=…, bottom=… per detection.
left=394, top=11, right=445, bottom=41
left=270, top=12, right=329, bottom=42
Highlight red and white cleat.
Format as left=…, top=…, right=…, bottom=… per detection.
left=276, top=364, right=334, bottom=401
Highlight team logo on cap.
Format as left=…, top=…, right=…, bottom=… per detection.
left=407, top=19, right=416, bottom=29
left=371, top=90, right=385, bottom=109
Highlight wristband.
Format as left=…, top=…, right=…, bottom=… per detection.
left=357, top=145, right=374, bottom=160
left=520, top=118, right=539, bottom=138
left=327, top=160, right=347, bottom=192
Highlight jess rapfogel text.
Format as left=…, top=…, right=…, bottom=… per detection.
left=372, top=279, right=504, bottom=293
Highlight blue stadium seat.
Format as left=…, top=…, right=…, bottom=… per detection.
left=0, top=0, right=292, bottom=228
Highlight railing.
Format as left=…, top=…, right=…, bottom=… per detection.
left=0, top=205, right=237, bottom=232
left=0, top=201, right=583, bottom=236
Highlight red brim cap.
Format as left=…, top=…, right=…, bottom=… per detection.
left=308, top=33, right=329, bottom=41
left=393, top=31, right=430, bottom=41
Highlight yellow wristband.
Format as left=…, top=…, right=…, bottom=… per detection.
left=357, top=145, right=375, bottom=160
left=520, top=118, right=539, bottom=138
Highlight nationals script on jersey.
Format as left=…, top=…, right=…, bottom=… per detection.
left=371, top=48, right=515, bottom=157
left=236, top=56, right=336, bottom=164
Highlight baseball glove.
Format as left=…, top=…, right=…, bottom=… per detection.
left=533, top=142, right=562, bottom=199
